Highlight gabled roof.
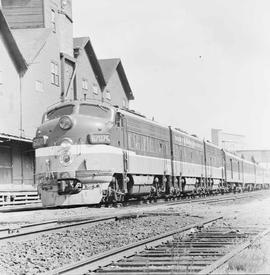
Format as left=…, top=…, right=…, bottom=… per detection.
left=73, top=37, right=106, bottom=91
left=0, top=8, right=27, bottom=74
left=99, top=58, right=120, bottom=83
left=12, top=28, right=51, bottom=64
left=99, top=58, right=134, bottom=100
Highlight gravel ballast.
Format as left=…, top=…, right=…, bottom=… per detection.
left=0, top=214, right=200, bottom=274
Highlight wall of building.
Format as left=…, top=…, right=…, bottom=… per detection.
left=44, top=0, right=73, bottom=56
left=21, top=31, right=61, bottom=138
left=2, top=0, right=74, bottom=56
left=11, top=142, right=34, bottom=186
left=75, top=49, right=102, bottom=101
left=0, top=142, right=34, bottom=188
left=104, top=70, right=129, bottom=108
left=1, top=0, right=45, bottom=29
left=0, top=33, right=21, bottom=137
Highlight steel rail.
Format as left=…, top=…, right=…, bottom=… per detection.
left=0, top=219, right=58, bottom=234
left=0, top=214, right=137, bottom=242
left=46, top=216, right=223, bottom=275
left=0, top=193, right=248, bottom=240
left=166, top=189, right=267, bottom=207
left=0, top=189, right=267, bottom=213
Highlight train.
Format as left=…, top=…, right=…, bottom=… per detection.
left=33, top=99, right=270, bottom=207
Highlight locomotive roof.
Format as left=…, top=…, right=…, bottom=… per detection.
left=224, top=150, right=256, bottom=165
left=117, top=108, right=169, bottom=129
left=118, top=108, right=204, bottom=144
left=45, top=99, right=112, bottom=112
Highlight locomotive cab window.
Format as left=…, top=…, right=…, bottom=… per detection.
left=46, top=105, right=74, bottom=121
left=79, top=104, right=112, bottom=119
left=115, top=112, right=122, bottom=127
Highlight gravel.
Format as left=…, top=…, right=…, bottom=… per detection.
left=1, top=192, right=270, bottom=275
left=0, top=214, right=200, bottom=274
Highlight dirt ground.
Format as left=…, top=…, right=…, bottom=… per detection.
left=0, top=191, right=270, bottom=274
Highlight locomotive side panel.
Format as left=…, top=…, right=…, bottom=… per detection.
left=171, top=130, right=204, bottom=178
left=204, top=142, right=224, bottom=186
left=124, top=114, right=172, bottom=176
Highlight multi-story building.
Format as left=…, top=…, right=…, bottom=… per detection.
left=0, top=0, right=134, bottom=194
left=211, top=128, right=246, bottom=152
left=99, top=58, right=134, bottom=108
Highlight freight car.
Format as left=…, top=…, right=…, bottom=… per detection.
left=33, top=100, right=270, bottom=207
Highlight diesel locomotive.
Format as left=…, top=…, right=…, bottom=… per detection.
left=33, top=99, right=270, bottom=207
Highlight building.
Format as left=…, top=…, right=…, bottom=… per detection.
left=73, top=37, right=106, bottom=102
left=0, top=8, right=32, bottom=190
left=73, top=39, right=134, bottom=107
left=211, top=128, right=246, bottom=152
left=2, top=0, right=75, bottom=138
left=0, top=0, right=135, bottom=193
left=0, top=0, right=74, bottom=192
left=99, top=58, right=134, bottom=108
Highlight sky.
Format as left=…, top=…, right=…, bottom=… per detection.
left=73, top=0, right=270, bottom=149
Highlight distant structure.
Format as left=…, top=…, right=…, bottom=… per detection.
left=211, top=129, right=246, bottom=152
left=236, top=150, right=270, bottom=168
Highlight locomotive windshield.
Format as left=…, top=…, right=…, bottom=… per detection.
left=46, top=105, right=74, bottom=120
left=79, top=104, right=112, bottom=119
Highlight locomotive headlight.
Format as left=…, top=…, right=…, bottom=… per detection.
left=60, top=138, right=73, bottom=148
left=59, top=116, right=73, bottom=130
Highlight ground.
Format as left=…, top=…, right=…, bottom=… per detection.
left=0, top=192, right=270, bottom=274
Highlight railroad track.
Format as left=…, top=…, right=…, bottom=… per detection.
left=48, top=217, right=267, bottom=275
left=0, top=213, right=145, bottom=242
left=0, top=191, right=266, bottom=241
left=0, top=189, right=267, bottom=213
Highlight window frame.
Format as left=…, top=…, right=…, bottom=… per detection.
left=51, top=61, right=59, bottom=86
left=92, top=83, right=99, bottom=95
left=35, top=80, right=44, bottom=92
left=51, top=9, right=56, bottom=32
left=105, top=90, right=111, bottom=100
left=82, top=78, right=88, bottom=92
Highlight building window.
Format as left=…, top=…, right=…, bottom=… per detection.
left=35, top=80, right=44, bottom=92
left=93, top=83, right=98, bottom=95
left=51, top=10, right=56, bottom=32
left=82, top=79, right=88, bottom=92
left=105, top=90, right=111, bottom=100
left=122, top=98, right=127, bottom=108
left=51, top=61, right=59, bottom=86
